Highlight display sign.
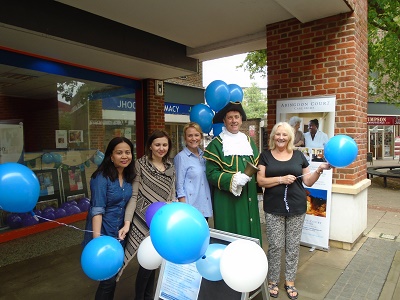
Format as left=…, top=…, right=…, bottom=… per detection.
left=367, top=116, right=400, bottom=125
left=154, top=228, right=268, bottom=300
left=276, top=96, right=335, bottom=250
left=0, top=122, right=24, bottom=164
left=102, top=98, right=192, bottom=116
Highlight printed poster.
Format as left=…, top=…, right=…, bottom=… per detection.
left=159, top=262, right=202, bottom=300
left=0, top=123, right=24, bottom=163
left=55, top=130, right=68, bottom=148
left=277, top=96, right=335, bottom=250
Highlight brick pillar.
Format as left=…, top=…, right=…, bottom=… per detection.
left=146, top=79, right=165, bottom=135
left=266, top=0, right=368, bottom=186
left=266, top=0, right=369, bottom=248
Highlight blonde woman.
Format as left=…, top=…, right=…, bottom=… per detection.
left=257, top=122, right=330, bottom=299
left=174, top=122, right=212, bottom=219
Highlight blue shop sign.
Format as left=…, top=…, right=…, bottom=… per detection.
left=102, top=98, right=192, bottom=115
left=102, top=97, right=135, bottom=112
left=164, top=103, right=192, bottom=115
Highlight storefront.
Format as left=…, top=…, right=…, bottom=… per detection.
left=367, top=101, right=400, bottom=160
left=367, top=116, right=400, bottom=159
left=164, top=83, right=205, bottom=156
left=0, top=49, right=142, bottom=239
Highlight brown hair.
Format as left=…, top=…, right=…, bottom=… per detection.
left=145, top=130, right=172, bottom=162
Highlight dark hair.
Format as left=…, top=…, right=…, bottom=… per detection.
left=91, top=137, right=135, bottom=183
left=145, top=130, right=172, bottom=162
left=309, top=119, right=319, bottom=128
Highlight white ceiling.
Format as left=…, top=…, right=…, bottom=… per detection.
left=56, top=0, right=351, bottom=62
left=0, top=0, right=351, bottom=98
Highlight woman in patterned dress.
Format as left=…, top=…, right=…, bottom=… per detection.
left=117, top=130, right=176, bottom=300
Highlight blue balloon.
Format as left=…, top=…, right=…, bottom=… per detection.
left=81, top=236, right=124, bottom=281
left=54, top=208, right=67, bottom=219
left=190, top=103, right=214, bottom=134
left=65, top=205, right=81, bottom=216
left=77, top=198, right=90, bottom=212
left=42, top=153, right=54, bottom=164
left=94, top=154, right=104, bottom=166
left=21, top=214, right=39, bottom=227
left=228, top=84, right=243, bottom=102
left=212, top=123, right=224, bottom=137
left=52, top=153, right=62, bottom=164
left=43, top=206, right=55, bottom=214
left=150, top=202, right=210, bottom=264
left=0, top=163, right=40, bottom=213
left=145, top=202, right=167, bottom=227
left=324, top=135, right=358, bottom=168
left=196, top=243, right=227, bottom=281
left=205, top=80, right=230, bottom=112
left=40, top=210, right=55, bottom=222
left=6, top=213, right=22, bottom=229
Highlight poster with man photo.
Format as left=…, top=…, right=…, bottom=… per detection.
left=276, top=95, right=335, bottom=250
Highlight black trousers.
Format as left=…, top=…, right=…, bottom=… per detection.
left=135, top=266, right=155, bottom=300
left=95, top=275, right=117, bottom=300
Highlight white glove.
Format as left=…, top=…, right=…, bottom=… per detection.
left=234, top=172, right=251, bottom=186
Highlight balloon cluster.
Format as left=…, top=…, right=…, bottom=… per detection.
left=25, top=149, right=104, bottom=171
left=42, top=153, right=63, bottom=165
left=135, top=202, right=268, bottom=292
left=190, top=80, right=243, bottom=136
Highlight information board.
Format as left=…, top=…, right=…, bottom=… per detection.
left=154, top=228, right=268, bottom=300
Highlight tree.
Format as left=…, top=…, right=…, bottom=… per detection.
left=239, top=1, right=400, bottom=105
left=237, top=50, right=267, bottom=79
left=242, top=83, right=268, bottom=119
left=368, top=0, right=400, bottom=104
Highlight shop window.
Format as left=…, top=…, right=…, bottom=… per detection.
left=0, top=50, right=140, bottom=234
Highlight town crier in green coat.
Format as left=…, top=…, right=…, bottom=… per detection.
left=204, top=101, right=262, bottom=243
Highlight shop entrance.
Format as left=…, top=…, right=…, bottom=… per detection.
left=369, top=126, right=394, bottom=159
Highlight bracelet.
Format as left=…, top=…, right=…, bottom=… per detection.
left=279, top=176, right=282, bottom=184
left=316, top=168, right=323, bottom=175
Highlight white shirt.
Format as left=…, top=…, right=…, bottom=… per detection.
left=304, top=130, right=329, bottom=148
left=221, top=128, right=253, bottom=156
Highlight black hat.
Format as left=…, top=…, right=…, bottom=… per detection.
left=213, top=101, right=247, bottom=124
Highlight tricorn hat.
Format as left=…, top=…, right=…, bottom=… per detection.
left=213, top=101, right=247, bottom=124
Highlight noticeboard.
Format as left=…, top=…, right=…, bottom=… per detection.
left=154, top=228, right=268, bottom=300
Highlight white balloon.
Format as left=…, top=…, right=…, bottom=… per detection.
left=220, top=239, right=268, bottom=292
left=137, top=236, right=163, bottom=270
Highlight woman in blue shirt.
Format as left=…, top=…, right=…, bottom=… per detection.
left=83, top=136, right=135, bottom=300
left=174, top=122, right=212, bottom=219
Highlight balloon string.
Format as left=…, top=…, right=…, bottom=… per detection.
left=283, top=184, right=289, bottom=212
left=282, top=169, right=319, bottom=212
left=34, top=215, right=101, bottom=236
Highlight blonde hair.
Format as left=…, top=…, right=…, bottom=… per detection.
left=268, top=122, right=295, bottom=152
left=183, top=122, right=203, bottom=136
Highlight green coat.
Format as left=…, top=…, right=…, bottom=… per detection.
left=204, top=135, right=262, bottom=244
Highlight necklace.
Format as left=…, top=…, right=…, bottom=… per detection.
left=152, top=161, right=165, bottom=172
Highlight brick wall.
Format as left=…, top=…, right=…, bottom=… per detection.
left=88, top=100, right=105, bottom=151
left=165, top=62, right=203, bottom=87
left=242, top=118, right=262, bottom=152
left=266, top=0, right=368, bottom=185
left=146, top=79, right=166, bottom=134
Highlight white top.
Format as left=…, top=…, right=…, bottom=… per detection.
left=304, top=130, right=329, bottom=148
left=221, top=128, right=254, bottom=156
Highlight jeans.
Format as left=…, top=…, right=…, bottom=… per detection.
left=95, top=275, right=117, bottom=300
left=135, top=266, right=155, bottom=300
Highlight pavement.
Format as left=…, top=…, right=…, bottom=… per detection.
left=0, top=158, right=400, bottom=300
